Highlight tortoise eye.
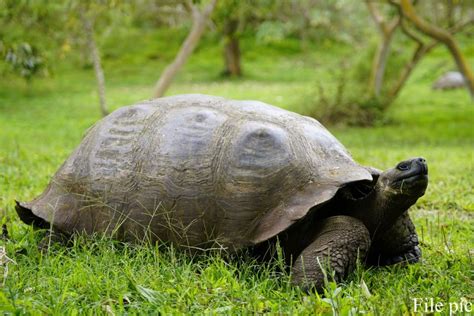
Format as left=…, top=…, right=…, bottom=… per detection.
left=397, top=162, right=410, bottom=171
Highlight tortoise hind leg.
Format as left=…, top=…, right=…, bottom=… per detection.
left=291, top=216, right=370, bottom=292
left=367, top=211, right=421, bottom=266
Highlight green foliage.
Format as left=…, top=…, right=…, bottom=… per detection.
left=0, top=0, right=62, bottom=81
left=301, top=52, right=384, bottom=126
left=2, top=42, right=46, bottom=82
left=269, top=0, right=370, bottom=44
left=0, top=0, right=134, bottom=79
left=303, top=34, right=445, bottom=126
left=213, top=0, right=286, bottom=45
left=256, top=21, right=288, bottom=44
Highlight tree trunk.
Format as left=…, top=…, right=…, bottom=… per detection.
left=222, top=19, right=241, bottom=77
left=398, top=0, right=474, bottom=100
left=224, top=36, right=241, bottom=76
left=387, top=21, right=473, bottom=104
left=446, top=0, right=455, bottom=28
left=82, top=12, right=109, bottom=117
left=388, top=44, right=431, bottom=101
left=153, top=0, right=217, bottom=98
left=371, top=33, right=394, bottom=96
left=366, top=0, right=399, bottom=97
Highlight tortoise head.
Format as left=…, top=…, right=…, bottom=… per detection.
left=346, top=158, right=428, bottom=238
left=376, top=157, right=428, bottom=201
left=366, top=157, right=428, bottom=236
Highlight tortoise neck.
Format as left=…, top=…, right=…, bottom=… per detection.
left=350, top=189, right=413, bottom=239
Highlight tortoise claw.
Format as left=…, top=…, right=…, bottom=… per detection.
left=374, top=245, right=421, bottom=266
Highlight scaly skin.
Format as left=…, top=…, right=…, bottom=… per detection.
left=291, top=216, right=370, bottom=292
left=367, top=211, right=421, bottom=266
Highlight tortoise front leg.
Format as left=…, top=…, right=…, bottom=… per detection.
left=367, top=211, right=421, bottom=266
left=291, top=216, right=370, bottom=292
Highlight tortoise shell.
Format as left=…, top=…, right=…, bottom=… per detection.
left=19, top=94, right=372, bottom=250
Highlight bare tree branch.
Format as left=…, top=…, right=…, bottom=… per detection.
left=388, top=18, right=473, bottom=100
left=80, top=7, right=109, bottom=117
left=400, top=18, right=424, bottom=46
left=366, top=0, right=400, bottom=96
left=153, top=0, right=218, bottom=98
left=366, top=0, right=399, bottom=36
left=395, top=0, right=474, bottom=99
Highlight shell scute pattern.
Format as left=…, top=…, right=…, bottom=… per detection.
left=231, top=121, right=291, bottom=174
left=21, top=95, right=372, bottom=250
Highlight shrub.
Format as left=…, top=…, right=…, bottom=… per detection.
left=2, top=42, right=47, bottom=83
left=303, top=40, right=411, bottom=127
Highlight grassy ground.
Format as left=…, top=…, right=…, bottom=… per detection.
left=0, top=31, right=473, bottom=314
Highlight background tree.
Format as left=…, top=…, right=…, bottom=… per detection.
left=1, top=0, right=471, bottom=124
left=0, top=0, right=59, bottom=86
left=365, top=0, right=400, bottom=97
left=153, top=0, right=218, bottom=98
left=213, top=0, right=248, bottom=77
left=391, top=0, right=474, bottom=99
left=0, top=0, right=129, bottom=115
left=3, top=42, right=46, bottom=86
left=361, top=0, right=473, bottom=105
left=303, top=0, right=473, bottom=126
left=213, top=0, right=290, bottom=77
left=79, top=3, right=109, bottom=116
left=64, top=1, right=132, bottom=116
left=278, top=1, right=369, bottom=46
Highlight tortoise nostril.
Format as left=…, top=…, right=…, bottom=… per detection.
left=415, top=158, right=428, bottom=175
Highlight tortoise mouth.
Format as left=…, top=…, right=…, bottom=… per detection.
left=394, top=170, right=427, bottom=183
left=392, top=173, right=428, bottom=196
left=389, top=158, right=428, bottom=196
left=394, top=173, right=428, bottom=185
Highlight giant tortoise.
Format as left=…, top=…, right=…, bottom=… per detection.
left=16, top=94, right=428, bottom=291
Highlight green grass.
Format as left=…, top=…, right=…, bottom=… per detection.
left=0, top=31, right=473, bottom=314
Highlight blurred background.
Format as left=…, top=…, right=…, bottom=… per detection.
left=1, top=0, right=472, bottom=122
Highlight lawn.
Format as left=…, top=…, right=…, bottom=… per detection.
left=0, top=32, right=473, bottom=314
